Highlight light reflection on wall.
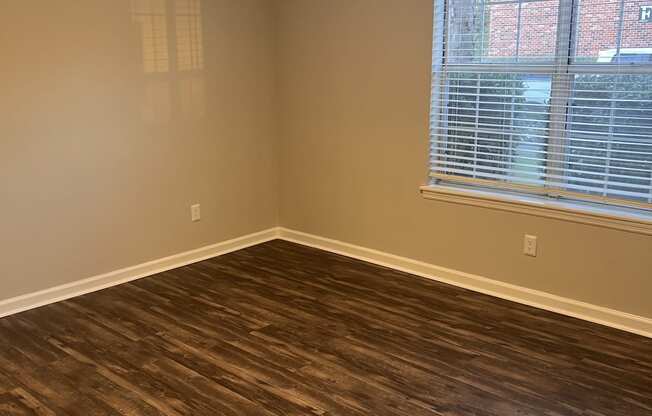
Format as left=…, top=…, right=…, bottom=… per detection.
left=176, top=0, right=205, bottom=119
left=130, top=0, right=205, bottom=123
left=176, top=0, right=204, bottom=72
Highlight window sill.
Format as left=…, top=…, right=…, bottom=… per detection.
left=420, top=184, right=652, bottom=235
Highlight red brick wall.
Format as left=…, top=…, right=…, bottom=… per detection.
left=486, top=0, right=652, bottom=59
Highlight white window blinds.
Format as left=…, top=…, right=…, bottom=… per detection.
left=430, top=0, right=652, bottom=210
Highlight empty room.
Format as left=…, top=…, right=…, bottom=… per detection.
left=1, top=0, right=651, bottom=414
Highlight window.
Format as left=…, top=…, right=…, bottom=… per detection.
left=429, top=0, right=652, bottom=212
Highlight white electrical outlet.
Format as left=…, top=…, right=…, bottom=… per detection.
left=523, top=235, right=537, bottom=257
left=191, top=204, right=201, bottom=222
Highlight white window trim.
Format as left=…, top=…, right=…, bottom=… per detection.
left=420, top=184, right=652, bottom=235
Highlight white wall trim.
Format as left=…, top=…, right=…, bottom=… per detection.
left=421, top=185, right=652, bottom=236
left=278, top=227, right=652, bottom=339
left=4, top=225, right=649, bottom=339
left=0, top=227, right=282, bottom=319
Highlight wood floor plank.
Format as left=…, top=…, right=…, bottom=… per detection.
left=0, top=239, right=650, bottom=415
left=0, top=391, right=35, bottom=416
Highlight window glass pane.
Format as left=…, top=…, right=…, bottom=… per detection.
left=485, top=2, right=519, bottom=61
left=574, top=0, right=652, bottom=63
left=566, top=74, right=652, bottom=200
left=518, top=0, right=560, bottom=58
left=439, top=73, right=551, bottom=184
left=447, top=0, right=559, bottom=64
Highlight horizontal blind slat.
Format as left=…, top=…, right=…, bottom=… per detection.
left=433, top=161, right=652, bottom=190
left=429, top=151, right=652, bottom=174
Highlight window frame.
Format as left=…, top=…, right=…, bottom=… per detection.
left=424, top=0, right=652, bottom=233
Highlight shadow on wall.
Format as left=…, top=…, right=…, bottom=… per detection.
left=131, top=0, right=206, bottom=124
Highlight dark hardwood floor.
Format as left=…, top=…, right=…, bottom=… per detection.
left=0, top=240, right=650, bottom=415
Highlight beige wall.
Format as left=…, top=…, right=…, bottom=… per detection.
left=0, top=0, right=279, bottom=300
left=276, top=0, right=652, bottom=318
left=2, top=0, right=650, bottom=320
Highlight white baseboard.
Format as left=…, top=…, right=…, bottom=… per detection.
left=4, top=225, right=650, bottom=339
left=278, top=227, right=652, bottom=339
left=0, top=227, right=281, bottom=319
